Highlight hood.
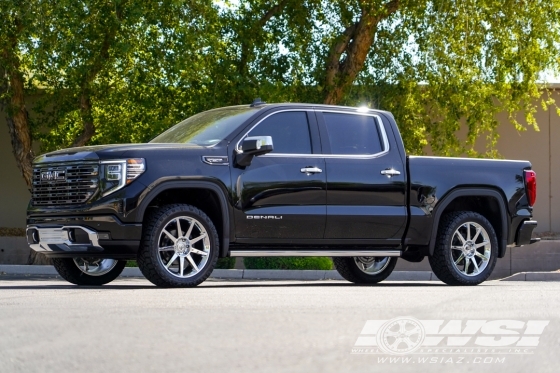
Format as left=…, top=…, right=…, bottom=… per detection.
left=33, top=143, right=210, bottom=164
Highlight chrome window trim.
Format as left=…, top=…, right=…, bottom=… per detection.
left=235, top=109, right=390, bottom=159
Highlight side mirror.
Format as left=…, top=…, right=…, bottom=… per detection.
left=235, top=136, right=273, bottom=167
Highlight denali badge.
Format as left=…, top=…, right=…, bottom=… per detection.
left=246, top=215, right=283, bottom=220
left=41, top=170, right=66, bottom=182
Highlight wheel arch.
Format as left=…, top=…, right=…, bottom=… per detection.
left=428, top=188, right=509, bottom=258
left=136, top=179, right=232, bottom=257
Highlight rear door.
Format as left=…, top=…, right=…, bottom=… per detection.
left=317, top=110, right=407, bottom=244
left=231, top=110, right=326, bottom=240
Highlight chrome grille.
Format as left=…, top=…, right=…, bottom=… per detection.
left=32, top=163, right=99, bottom=206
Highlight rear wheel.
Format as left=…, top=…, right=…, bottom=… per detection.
left=429, top=211, right=498, bottom=285
left=52, top=258, right=126, bottom=286
left=333, top=256, right=397, bottom=284
left=137, top=204, right=219, bottom=287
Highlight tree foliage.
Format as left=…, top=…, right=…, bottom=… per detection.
left=2, top=0, right=560, bottom=187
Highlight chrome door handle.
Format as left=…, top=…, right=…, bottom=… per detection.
left=301, top=167, right=323, bottom=174
left=381, top=168, right=401, bottom=177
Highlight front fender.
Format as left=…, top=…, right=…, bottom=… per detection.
left=135, top=178, right=233, bottom=257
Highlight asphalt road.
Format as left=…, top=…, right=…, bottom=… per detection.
left=1, top=276, right=559, bottom=373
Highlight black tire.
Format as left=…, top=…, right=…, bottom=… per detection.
left=429, top=211, right=498, bottom=285
left=333, top=256, right=397, bottom=284
left=52, top=258, right=126, bottom=286
left=137, top=204, right=219, bottom=288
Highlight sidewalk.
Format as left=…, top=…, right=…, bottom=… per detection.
left=1, top=265, right=560, bottom=281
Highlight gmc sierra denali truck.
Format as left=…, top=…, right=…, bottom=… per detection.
left=26, top=101, right=539, bottom=287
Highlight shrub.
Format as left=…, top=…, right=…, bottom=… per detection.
left=243, top=257, right=333, bottom=270
left=215, top=257, right=236, bottom=269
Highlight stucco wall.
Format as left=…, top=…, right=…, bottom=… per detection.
left=476, top=90, right=559, bottom=233
left=0, top=119, right=32, bottom=228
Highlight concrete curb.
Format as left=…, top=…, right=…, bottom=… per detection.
left=500, top=272, right=560, bottom=281
left=1, top=265, right=560, bottom=281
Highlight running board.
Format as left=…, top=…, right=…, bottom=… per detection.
left=229, top=250, right=401, bottom=257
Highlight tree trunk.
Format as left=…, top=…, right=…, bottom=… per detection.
left=71, top=93, right=95, bottom=147
left=1, top=51, right=34, bottom=188
left=323, top=0, right=400, bottom=105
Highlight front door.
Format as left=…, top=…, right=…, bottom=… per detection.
left=231, top=110, right=326, bottom=240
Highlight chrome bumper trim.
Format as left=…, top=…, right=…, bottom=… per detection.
left=26, top=225, right=102, bottom=252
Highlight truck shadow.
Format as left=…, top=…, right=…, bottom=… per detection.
left=0, top=275, right=490, bottom=290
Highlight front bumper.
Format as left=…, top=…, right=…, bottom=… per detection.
left=26, top=215, right=142, bottom=259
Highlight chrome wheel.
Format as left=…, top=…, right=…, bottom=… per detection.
left=73, top=258, right=118, bottom=276
left=157, top=216, right=211, bottom=278
left=354, top=257, right=391, bottom=275
left=450, top=222, right=491, bottom=277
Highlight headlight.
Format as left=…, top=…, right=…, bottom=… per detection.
left=100, top=158, right=145, bottom=197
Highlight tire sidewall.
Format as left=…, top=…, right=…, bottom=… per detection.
left=335, top=256, right=398, bottom=284
left=145, top=205, right=219, bottom=286
left=439, top=213, right=498, bottom=284
left=52, top=258, right=126, bottom=286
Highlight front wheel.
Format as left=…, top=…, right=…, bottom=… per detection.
left=52, top=258, right=126, bottom=286
left=429, top=211, right=498, bottom=285
left=137, top=204, right=219, bottom=287
left=333, top=256, right=397, bottom=284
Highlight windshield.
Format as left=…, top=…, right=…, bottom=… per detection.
left=150, top=106, right=258, bottom=145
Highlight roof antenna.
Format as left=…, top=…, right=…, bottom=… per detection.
left=250, top=98, right=266, bottom=107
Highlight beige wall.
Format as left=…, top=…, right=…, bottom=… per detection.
left=0, top=119, right=32, bottom=228
left=1, top=91, right=559, bottom=231
left=489, top=90, right=560, bottom=233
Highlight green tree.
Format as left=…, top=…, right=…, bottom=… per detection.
left=227, top=0, right=560, bottom=155
left=0, top=1, right=37, bottom=187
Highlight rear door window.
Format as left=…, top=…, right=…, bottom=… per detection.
left=322, top=113, right=385, bottom=155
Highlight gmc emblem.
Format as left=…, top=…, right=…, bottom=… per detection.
left=41, top=170, right=66, bottom=182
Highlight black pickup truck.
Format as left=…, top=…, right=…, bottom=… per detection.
left=26, top=101, right=539, bottom=287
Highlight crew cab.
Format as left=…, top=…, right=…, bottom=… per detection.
left=26, top=101, right=539, bottom=287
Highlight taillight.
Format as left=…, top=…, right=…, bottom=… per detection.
left=524, top=170, right=537, bottom=207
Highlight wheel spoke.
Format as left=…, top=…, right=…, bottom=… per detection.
left=398, top=320, right=407, bottom=333
left=405, top=326, right=421, bottom=336
left=389, top=338, right=402, bottom=350
left=189, top=233, right=207, bottom=245
left=475, top=251, right=489, bottom=261
left=472, top=258, right=480, bottom=273
left=464, top=257, right=470, bottom=274
left=185, top=220, right=195, bottom=239
left=465, top=223, right=471, bottom=241
left=403, top=338, right=416, bottom=349
left=166, top=253, right=178, bottom=269
left=472, top=227, right=482, bottom=242
left=454, top=253, right=465, bottom=265
left=162, top=229, right=177, bottom=243
left=179, top=256, right=185, bottom=277
left=158, top=245, right=175, bottom=252
left=456, top=231, right=467, bottom=245
left=176, top=218, right=183, bottom=238
left=451, top=245, right=463, bottom=251
left=385, top=330, right=401, bottom=337
left=190, top=248, right=208, bottom=256
left=186, top=254, right=199, bottom=273
left=475, top=240, right=489, bottom=249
